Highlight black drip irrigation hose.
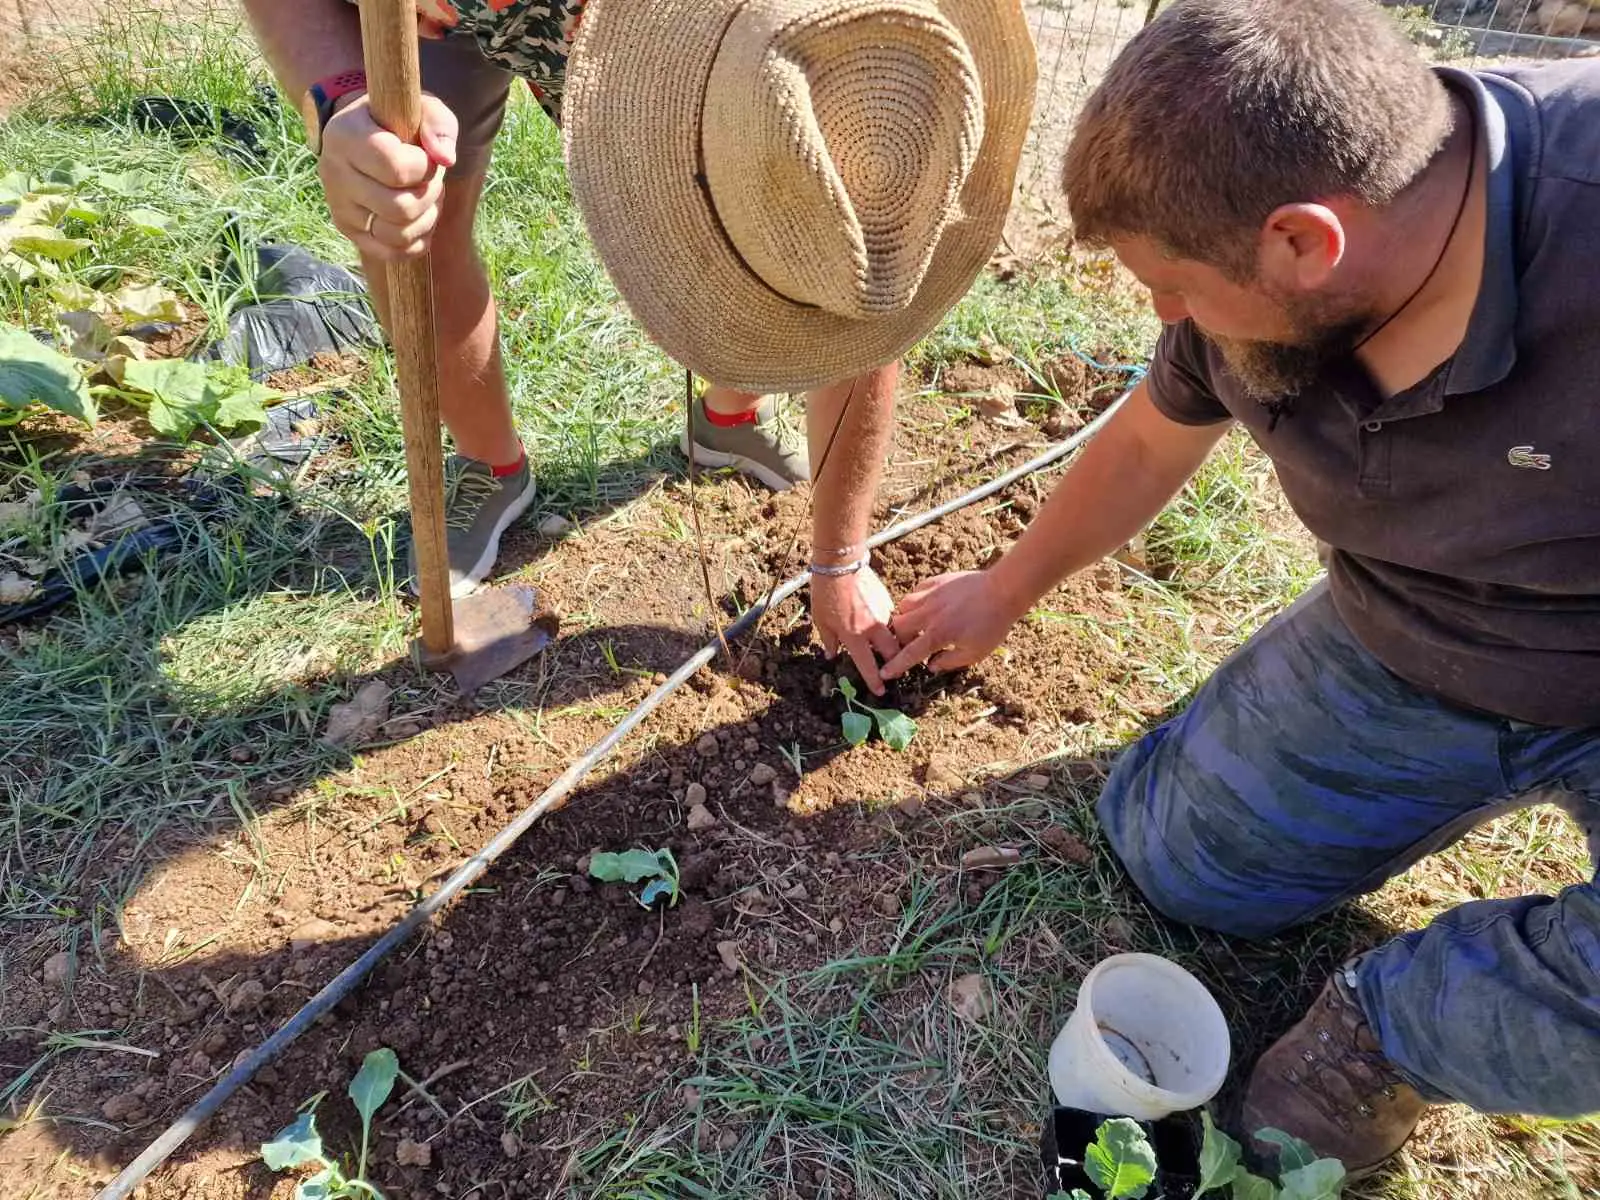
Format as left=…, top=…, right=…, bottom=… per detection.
left=98, top=389, right=1132, bottom=1199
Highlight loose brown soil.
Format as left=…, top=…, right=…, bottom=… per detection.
left=0, top=348, right=1176, bottom=1200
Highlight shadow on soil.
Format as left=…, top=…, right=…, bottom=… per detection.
left=3, top=638, right=1410, bottom=1198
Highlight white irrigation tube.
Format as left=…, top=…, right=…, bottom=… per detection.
left=98, top=387, right=1133, bottom=1199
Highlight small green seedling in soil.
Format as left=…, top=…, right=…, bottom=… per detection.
left=1054, top=1113, right=1346, bottom=1200
left=835, top=677, right=917, bottom=751
left=588, top=847, right=680, bottom=908
left=778, top=740, right=805, bottom=779
left=260, top=1047, right=400, bottom=1198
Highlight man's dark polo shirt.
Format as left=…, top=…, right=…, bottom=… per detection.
left=1144, top=62, right=1600, bottom=728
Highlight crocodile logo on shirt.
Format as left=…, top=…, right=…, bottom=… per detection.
left=1507, top=445, right=1552, bottom=470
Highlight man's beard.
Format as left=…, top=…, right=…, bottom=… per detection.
left=1202, top=300, right=1374, bottom=404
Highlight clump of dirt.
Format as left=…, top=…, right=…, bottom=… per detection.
left=939, top=360, right=1033, bottom=399
left=263, top=350, right=369, bottom=394
left=132, top=315, right=211, bottom=362
left=936, top=351, right=1136, bottom=439
left=1039, top=351, right=1130, bottom=412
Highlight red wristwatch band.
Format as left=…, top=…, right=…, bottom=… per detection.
left=305, top=69, right=368, bottom=155
left=312, top=69, right=369, bottom=107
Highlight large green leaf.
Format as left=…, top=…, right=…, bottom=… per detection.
left=1277, top=1158, right=1346, bottom=1200
left=1084, top=1118, right=1157, bottom=1200
left=348, top=1047, right=400, bottom=1124
left=2, top=225, right=92, bottom=262
left=1230, top=1171, right=1280, bottom=1200
left=96, top=169, right=151, bottom=197
left=261, top=1111, right=324, bottom=1171
left=0, top=323, right=96, bottom=425
left=51, top=280, right=105, bottom=311
left=123, top=208, right=173, bottom=236
left=8, top=194, right=69, bottom=226
left=214, top=380, right=277, bottom=430
left=589, top=849, right=670, bottom=884
left=110, top=282, right=183, bottom=323
left=63, top=199, right=102, bottom=225
left=1255, top=1129, right=1319, bottom=1175
left=1197, top=1110, right=1242, bottom=1197
left=117, top=358, right=270, bottom=440
left=118, top=358, right=212, bottom=437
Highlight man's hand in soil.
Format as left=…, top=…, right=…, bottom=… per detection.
left=812, top=564, right=900, bottom=696
left=882, top=569, right=1025, bottom=678
left=319, top=92, right=456, bottom=261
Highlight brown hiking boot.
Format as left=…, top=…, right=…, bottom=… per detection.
left=1240, top=965, right=1428, bottom=1178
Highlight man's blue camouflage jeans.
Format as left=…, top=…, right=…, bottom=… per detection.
left=1097, top=583, right=1600, bottom=1116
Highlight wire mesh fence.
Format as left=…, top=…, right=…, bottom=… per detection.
left=1008, top=0, right=1600, bottom=257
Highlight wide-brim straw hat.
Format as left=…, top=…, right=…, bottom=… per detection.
left=564, top=0, right=1037, bottom=393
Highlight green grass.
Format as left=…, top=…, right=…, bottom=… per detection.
left=3, top=11, right=1596, bottom=1200
left=566, top=792, right=1600, bottom=1200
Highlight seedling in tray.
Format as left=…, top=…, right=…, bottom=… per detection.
left=835, top=677, right=917, bottom=750
left=1047, top=1111, right=1347, bottom=1200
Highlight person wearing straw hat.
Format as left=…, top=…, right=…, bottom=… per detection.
left=242, top=0, right=1035, bottom=695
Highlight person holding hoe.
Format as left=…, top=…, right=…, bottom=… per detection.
left=886, top=0, right=1600, bottom=1176
left=242, top=0, right=1036, bottom=695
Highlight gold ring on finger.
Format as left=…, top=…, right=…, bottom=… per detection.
left=363, top=210, right=376, bottom=236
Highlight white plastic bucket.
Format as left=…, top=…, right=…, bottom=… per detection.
left=1048, top=953, right=1231, bottom=1121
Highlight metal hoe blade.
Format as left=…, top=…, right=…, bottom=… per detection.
left=418, top=584, right=559, bottom=695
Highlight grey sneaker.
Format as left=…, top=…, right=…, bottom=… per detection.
left=680, top=395, right=810, bottom=491
left=407, top=454, right=536, bottom=599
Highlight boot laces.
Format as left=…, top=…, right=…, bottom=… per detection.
left=1282, top=991, right=1405, bottom=1127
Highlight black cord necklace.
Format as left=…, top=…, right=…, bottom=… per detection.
left=1265, top=105, right=1477, bottom=432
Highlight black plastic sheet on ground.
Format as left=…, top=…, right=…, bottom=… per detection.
left=198, top=242, right=380, bottom=378
left=0, top=475, right=247, bottom=625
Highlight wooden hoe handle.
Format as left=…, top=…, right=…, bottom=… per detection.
left=359, top=0, right=454, bottom=654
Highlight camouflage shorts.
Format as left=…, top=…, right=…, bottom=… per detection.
left=348, top=0, right=586, bottom=123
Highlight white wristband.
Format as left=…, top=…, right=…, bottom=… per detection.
left=810, top=556, right=868, bottom=578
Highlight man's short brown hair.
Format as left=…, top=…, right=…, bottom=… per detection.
left=1064, top=0, right=1453, bottom=275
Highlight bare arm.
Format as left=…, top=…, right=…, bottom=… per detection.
left=806, top=363, right=900, bottom=693
left=884, top=381, right=1228, bottom=676
left=807, top=365, right=896, bottom=572
left=241, top=0, right=366, bottom=98
left=242, top=0, right=455, bottom=261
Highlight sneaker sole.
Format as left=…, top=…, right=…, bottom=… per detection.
left=678, top=430, right=797, bottom=493
left=407, top=474, right=538, bottom=600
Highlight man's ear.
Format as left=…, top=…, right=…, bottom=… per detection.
left=1257, top=203, right=1345, bottom=290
